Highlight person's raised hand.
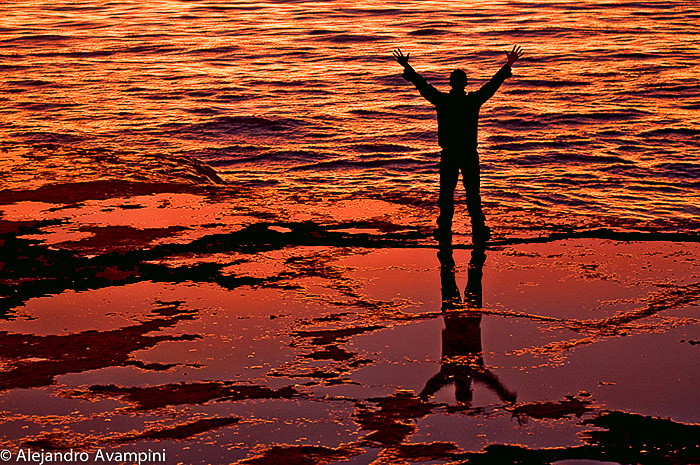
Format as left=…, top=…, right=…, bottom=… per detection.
left=393, top=48, right=411, bottom=68
left=505, top=45, right=523, bottom=67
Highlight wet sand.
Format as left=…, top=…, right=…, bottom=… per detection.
left=2, top=148, right=700, bottom=464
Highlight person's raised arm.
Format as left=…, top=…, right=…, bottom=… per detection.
left=473, top=45, right=523, bottom=105
left=393, top=48, right=440, bottom=105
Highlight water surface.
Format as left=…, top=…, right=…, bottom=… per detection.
left=2, top=0, right=699, bottom=236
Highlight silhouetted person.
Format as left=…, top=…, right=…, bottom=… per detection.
left=420, top=246, right=516, bottom=405
left=393, top=46, right=523, bottom=244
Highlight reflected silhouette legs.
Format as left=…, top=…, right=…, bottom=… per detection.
left=421, top=246, right=516, bottom=405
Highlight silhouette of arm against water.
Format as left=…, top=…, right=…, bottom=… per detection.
left=392, top=48, right=441, bottom=104
left=420, top=246, right=517, bottom=405
left=472, top=45, right=524, bottom=105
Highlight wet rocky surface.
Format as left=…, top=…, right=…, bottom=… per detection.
left=1, top=152, right=700, bottom=464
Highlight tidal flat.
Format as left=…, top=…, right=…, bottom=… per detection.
left=2, top=164, right=699, bottom=464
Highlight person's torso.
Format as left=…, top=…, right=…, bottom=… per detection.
left=434, top=91, right=482, bottom=149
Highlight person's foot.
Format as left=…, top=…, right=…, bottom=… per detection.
left=472, top=225, right=491, bottom=244
left=433, top=227, right=452, bottom=245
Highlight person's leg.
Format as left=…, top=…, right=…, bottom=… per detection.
left=461, top=155, right=490, bottom=241
left=436, top=154, right=459, bottom=244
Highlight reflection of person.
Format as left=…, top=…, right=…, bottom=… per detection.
left=420, top=246, right=516, bottom=405
left=393, top=46, right=523, bottom=245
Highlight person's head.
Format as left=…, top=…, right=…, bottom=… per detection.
left=450, top=69, right=467, bottom=90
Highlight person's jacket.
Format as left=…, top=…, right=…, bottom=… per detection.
left=402, top=65, right=512, bottom=150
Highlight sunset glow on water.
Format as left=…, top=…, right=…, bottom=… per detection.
left=1, top=2, right=700, bottom=464
left=2, top=1, right=699, bottom=234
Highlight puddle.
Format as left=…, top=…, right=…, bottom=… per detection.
left=0, top=240, right=699, bottom=463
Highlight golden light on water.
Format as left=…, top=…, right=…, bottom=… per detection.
left=1, top=1, right=700, bottom=463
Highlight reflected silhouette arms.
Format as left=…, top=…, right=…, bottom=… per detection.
left=421, top=247, right=517, bottom=406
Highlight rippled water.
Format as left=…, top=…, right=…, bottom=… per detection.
left=1, top=1, right=699, bottom=235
